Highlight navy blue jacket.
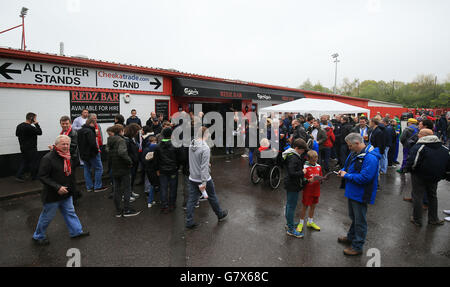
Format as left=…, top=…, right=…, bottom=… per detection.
left=342, top=144, right=381, bottom=204
left=405, top=135, right=450, bottom=182
left=384, top=125, right=396, bottom=148
left=126, top=116, right=142, bottom=127
left=437, top=117, right=448, bottom=133
left=369, top=125, right=386, bottom=154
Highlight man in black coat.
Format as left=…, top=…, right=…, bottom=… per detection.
left=331, top=115, right=342, bottom=164
left=368, top=118, right=386, bottom=171
left=32, top=135, right=89, bottom=245
left=339, top=116, right=354, bottom=168
left=77, top=118, right=106, bottom=192
left=351, top=116, right=370, bottom=144
left=290, top=119, right=309, bottom=143
left=107, top=124, right=140, bottom=217
left=15, top=112, right=42, bottom=182
left=383, top=118, right=397, bottom=166
left=155, top=127, right=182, bottom=213
left=436, top=115, right=448, bottom=143
left=405, top=129, right=450, bottom=226
left=58, top=116, right=81, bottom=204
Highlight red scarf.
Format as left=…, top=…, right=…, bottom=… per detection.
left=259, top=146, right=269, bottom=152
left=95, top=124, right=103, bottom=151
left=60, top=126, right=72, bottom=136
left=54, top=146, right=72, bottom=176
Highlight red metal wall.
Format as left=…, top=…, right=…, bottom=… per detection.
left=369, top=107, right=408, bottom=118
left=304, top=92, right=410, bottom=118
left=303, top=93, right=369, bottom=108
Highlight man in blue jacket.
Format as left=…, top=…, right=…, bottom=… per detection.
left=338, top=133, right=381, bottom=256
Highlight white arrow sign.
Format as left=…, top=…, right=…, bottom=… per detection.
left=0, top=57, right=164, bottom=93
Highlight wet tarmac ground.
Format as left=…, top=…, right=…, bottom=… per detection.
left=1, top=156, right=449, bottom=267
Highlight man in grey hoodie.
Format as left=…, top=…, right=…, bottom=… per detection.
left=185, top=126, right=228, bottom=229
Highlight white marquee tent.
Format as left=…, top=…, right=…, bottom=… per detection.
left=260, top=98, right=370, bottom=118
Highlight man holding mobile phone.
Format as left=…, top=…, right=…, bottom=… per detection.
left=15, top=112, right=43, bottom=182
left=337, top=133, right=380, bottom=256
left=32, top=135, right=89, bottom=245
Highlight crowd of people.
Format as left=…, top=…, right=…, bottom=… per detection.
left=14, top=108, right=450, bottom=256
left=250, top=111, right=449, bottom=255
left=18, top=109, right=228, bottom=245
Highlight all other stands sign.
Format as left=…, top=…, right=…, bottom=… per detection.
left=0, top=57, right=164, bottom=93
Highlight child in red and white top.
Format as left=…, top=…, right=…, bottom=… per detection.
left=297, top=150, right=322, bottom=233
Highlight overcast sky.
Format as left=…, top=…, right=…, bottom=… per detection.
left=1, top=0, right=449, bottom=89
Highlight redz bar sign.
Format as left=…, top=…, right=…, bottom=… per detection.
left=70, top=91, right=120, bottom=123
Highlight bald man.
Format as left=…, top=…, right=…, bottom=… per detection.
left=417, top=128, right=433, bottom=138
left=405, top=128, right=450, bottom=226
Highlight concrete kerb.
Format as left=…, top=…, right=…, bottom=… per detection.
left=0, top=150, right=247, bottom=202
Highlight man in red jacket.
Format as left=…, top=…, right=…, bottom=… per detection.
left=320, top=125, right=335, bottom=173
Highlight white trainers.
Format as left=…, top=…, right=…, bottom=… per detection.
left=123, top=196, right=136, bottom=203
left=445, top=217, right=450, bottom=222
left=132, top=192, right=140, bottom=198
left=443, top=210, right=450, bottom=215
left=148, top=203, right=153, bottom=208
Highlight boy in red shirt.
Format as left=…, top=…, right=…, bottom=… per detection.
left=297, top=150, right=322, bottom=233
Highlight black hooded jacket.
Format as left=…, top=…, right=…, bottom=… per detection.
left=154, top=139, right=182, bottom=175
left=369, top=125, right=386, bottom=154
left=405, top=135, right=450, bottom=182
left=292, top=125, right=309, bottom=142
left=282, top=148, right=307, bottom=192
left=77, top=124, right=99, bottom=161
left=340, top=122, right=354, bottom=144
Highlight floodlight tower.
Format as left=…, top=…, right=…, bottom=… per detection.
left=332, top=53, right=339, bottom=94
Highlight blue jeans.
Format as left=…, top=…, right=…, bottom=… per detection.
left=159, top=173, right=178, bottom=209
left=83, top=153, right=103, bottom=190
left=285, top=191, right=300, bottom=230
left=186, top=179, right=224, bottom=226
left=33, top=196, right=83, bottom=240
left=394, top=138, right=400, bottom=162
left=380, top=147, right=389, bottom=173
left=147, top=183, right=156, bottom=204
left=347, top=199, right=368, bottom=252
left=248, top=148, right=254, bottom=165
